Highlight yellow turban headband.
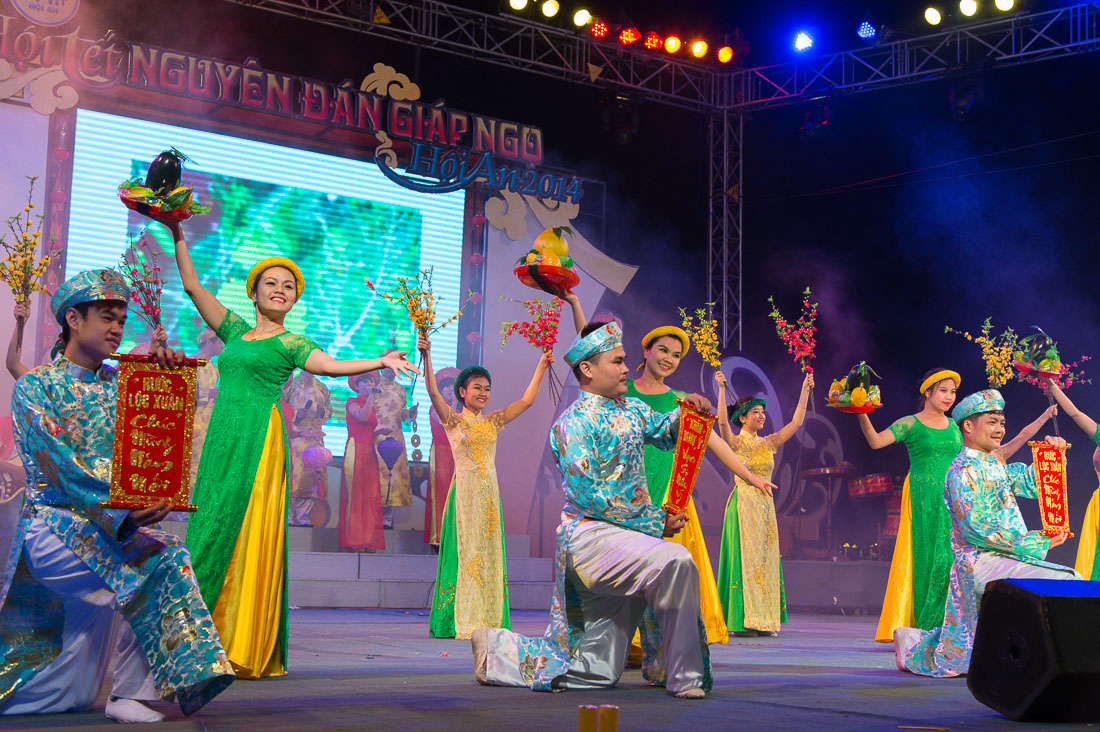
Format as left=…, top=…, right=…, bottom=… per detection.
left=246, top=256, right=305, bottom=296
left=920, top=369, right=961, bottom=395
left=641, top=326, right=690, bottom=354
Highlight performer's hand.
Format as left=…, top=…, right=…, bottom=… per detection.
left=127, top=500, right=170, bottom=528
left=683, top=393, right=713, bottom=414
left=154, top=345, right=185, bottom=369
left=715, top=371, right=727, bottom=390
left=541, top=349, right=555, bottom=366
left=381, top=351, right=419, bottom=379
left=13, top=300, right=28, bottom=322
left=417, top=333, right=431, bottom=354
left=1044, top=435, right=1068, bottom=450
left=663, top=511, right=687, bottom=537
left=1043, top=404, right=1058, bottom=421
left=803, top=373, right=815, bottom=391
left=1049, top=532, right=1069, bottom=548
left=152, top=324, right=169, bottom=349
left=752, top=475, right=776, bottom=497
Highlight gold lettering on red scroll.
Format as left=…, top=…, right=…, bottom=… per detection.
left=661, top=400, right=717, bottom=514
left=105, top=354, right=204, bottom=512
left=1030, top=439, right=1073, bottom=538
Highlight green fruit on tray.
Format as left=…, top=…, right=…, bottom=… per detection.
left=560, top=256, right=573, bottom=268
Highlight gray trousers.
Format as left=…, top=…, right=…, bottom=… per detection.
left=484, top=520, right=705, bottom=693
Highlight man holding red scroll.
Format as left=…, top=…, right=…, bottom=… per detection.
left=0, top=270, right=233, bottom=723
left=471, top=321, right=775, bottom=699
left=894, top=388, right=1079, bottom=678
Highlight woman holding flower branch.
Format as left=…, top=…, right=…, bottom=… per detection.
left=625, top=324, right=729, bottom=647
left=420, top=332, right=551, bottom=639
left=714, top=369, right=812, bottom=636
left=165, top=221, right=417, bottom=679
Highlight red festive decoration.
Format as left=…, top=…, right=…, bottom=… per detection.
left=501, top=296, right=564, bottom=401
left=767, top=286, right=818, bottom=374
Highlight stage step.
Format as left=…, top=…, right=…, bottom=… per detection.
left=287, top=552, right=554, bottom=610
left=159, top=522, right=532, bottom=557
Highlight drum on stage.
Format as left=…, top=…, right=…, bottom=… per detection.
left=882, top=488, right=904, bottom=537
left=848, top=473, right=893, bottom=500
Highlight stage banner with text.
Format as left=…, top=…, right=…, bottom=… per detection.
left=1031, top=439, right=1072, bottom=537
left=662, top=400, right=716, bottom=514
left=106, top=354, right=204, bottom=511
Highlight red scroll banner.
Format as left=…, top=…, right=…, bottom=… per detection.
left=662, top=400, right=717, bottom=514
left=104, top=354, right=205, bottom=512
left=1030, top=439, right=1073, bottom=537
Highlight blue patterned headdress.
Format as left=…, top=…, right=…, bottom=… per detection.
left=50, top=269, right=130, bottom=325
left=952, top=389, right=1005, bottom=424
left=565, top=322, right=623, bottom=367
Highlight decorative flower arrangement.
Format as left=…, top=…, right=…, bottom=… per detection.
left=366, top=268, right=464, bottom=338
left=117, top=231, right=165, bottom=341
left=767, top=286, right=818, bottom=375
left=945, top=317, right=1018, bottom=387
left=0, top=177, right=58, bottom=340
left=501, top=296, right=563, bottom=401
left=678, top=305, right=722, bottom=370
left=945, top=319, right=1090, bottom=392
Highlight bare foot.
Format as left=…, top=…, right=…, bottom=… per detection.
left=673, top=687, right=706, bottom=699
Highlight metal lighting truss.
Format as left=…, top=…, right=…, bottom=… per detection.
left=226, top=0, right=1100, bottom=348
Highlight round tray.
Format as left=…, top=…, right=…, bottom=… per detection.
left=513, top=263, right=580, bottom=294
left=1012, top=361, right=1062, bottom=379
left=119, top=191, right=193, bottom=225
left=825, top=401, right=880, bottom=414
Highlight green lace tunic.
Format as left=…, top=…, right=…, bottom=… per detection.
left=888, top=415, right=963, bottom=629
left=185, top=310, right=318, bottom=667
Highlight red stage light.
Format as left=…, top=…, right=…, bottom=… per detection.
left=664, top=36, right=682, bottom=53
left=618, top=27, right=641, bottom=46
left=591, top=20, right=609, bottom=38
left=717, top=46, right=733, bottom=63
left=643, top=31, right=662, bottom=50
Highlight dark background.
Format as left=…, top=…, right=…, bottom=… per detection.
left=73, top=0, right=1100, bottom=564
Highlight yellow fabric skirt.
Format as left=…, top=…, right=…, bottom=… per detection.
left=875, top=477, right=915, bottom=643
left=632, top=497, right=729, bottom=652
left=1075, top=489, right=1099, bottom=580
left=211, top=407, right=288, bottom=679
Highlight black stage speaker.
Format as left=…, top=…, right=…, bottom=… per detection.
left=968, top=578, right=1100, bottom=722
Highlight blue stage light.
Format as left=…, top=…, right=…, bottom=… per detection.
left=793, top=31, right=814, bottom=52
left=857, top=21, right=876, bottom=41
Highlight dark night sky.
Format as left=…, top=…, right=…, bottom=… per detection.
left=98, top=0, right=1100, bottom=562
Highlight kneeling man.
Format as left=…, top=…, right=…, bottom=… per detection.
left=895, top=389, right=1078, bottom=677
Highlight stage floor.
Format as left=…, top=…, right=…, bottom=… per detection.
left=9, top=609, right=1091, bottom=731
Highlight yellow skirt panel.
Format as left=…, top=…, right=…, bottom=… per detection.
left=631, top=496, right=729, bottom=653
left=875, top=476, right=915, bottom=643
left=1075, top=489, right=1099, bottom=580
left=211, top=406, right=288, bottom=679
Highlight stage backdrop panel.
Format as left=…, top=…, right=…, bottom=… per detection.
left=65, top=108, right=466, bottom=458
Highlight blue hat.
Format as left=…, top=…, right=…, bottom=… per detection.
left=50, top=269, right=130, bottom=325
left=952, top=389, right=1005, bottom=424
left=565, top=322, right=623, bottom=367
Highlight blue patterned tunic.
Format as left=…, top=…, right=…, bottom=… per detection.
left=0, top=357, right=233, bottom=713
left=512, top=392, right=711, bottom=691
left=905, top=446, right=1069, bottom=677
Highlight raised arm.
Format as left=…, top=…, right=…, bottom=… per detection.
left=772, top=373, right=814, bottom=446
left=1044, top=380, right=1097, bottom=438
left=165, top=221, right=227, bottom=331
left=994, top=404, right=1056, bottom=462
left=499, top=350, right=552, bottom=425
left=6, top=300, right=30, bottom=379
left=304, top=349, right=419, bottom=379
left=561, top=292, right=586, bottom=332
left=417, top=333, right=455, bottom=424
left=857, top=412, right=897, bottom=449
left=715, top=371, right=734, bottom=446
